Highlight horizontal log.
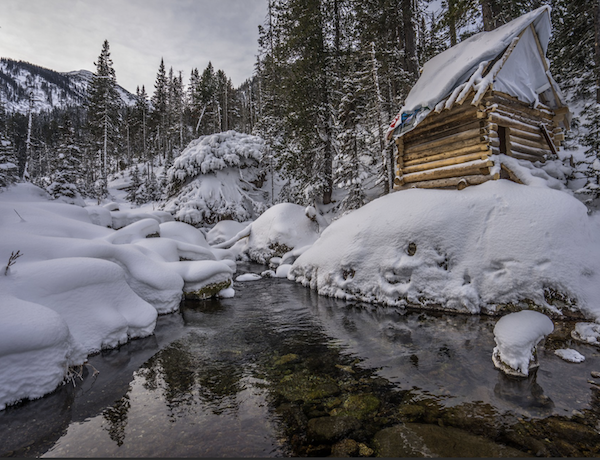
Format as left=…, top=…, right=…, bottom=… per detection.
left=509, top=134, right=548, bottom=151
left=404, top=142, right=489, bottom=163
left=405, top=122, right=482, bottom=148
left=510, top=141, right=550, bottom=159
left=488, top=130, right=499, bottom=139
left=402, top=153, right=490, bottom=174
left=490, top=138, right=500, bottom=148
left=494, top=107, right=554, bottom=130
left=418, top=101, right=478, bottom=126
left=509, top=127, right=544, bottom=143
left=402, top=159, right=494, bottom=184
left=509, top=150, right=546, bottom=163
left=485, top=93, right=554, bottom=120
left=404, top=115, right=479, bottom=145
left=396, top=173, right=497, bottom=191
left=404, top=128, right=483, bottom=156
left=489, top=113, right=542, bottom=134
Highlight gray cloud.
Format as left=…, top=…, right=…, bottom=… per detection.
left=1, top=0, right=267, bottom=93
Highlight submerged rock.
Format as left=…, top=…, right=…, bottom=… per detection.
left=307, top=416, right=361, bottom=443
left=330, top=393, right=380, bottom=420
left=373, top=423, right=527, bottom=457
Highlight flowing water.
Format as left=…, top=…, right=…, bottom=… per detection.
left=2, top=263, right=600, bottom=457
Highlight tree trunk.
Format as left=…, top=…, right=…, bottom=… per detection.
left=448, top=0, right=457, bottom=46
left=596, top=0, right=600, bottom=103
left=402, top=0, right=419, bottom=78
left=481, top=0, right=494, bottom=31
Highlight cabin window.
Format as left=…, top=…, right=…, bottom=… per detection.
left=498, top=126, right=508, bottom=155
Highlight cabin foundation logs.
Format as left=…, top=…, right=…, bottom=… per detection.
left=393, top=91, right=565, bottom=191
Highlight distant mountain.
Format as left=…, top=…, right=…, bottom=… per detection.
left=0, top=57, right=136, bottom=114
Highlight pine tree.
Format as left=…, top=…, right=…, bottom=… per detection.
left=86, top=39, right=122, bottom=199
left=126, top=165, right=142, bottom=204
left=151, top=58, right=169, bottom=161
left=275, top=0, right=336, bottom=205
left=335, top=69, right=371, bottom=213
left=47, top=117, right=83, bottom=201
left=0, top=99, right=18, bottom=188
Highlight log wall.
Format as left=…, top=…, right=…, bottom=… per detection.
left=393, top=90, right=565, bottom=191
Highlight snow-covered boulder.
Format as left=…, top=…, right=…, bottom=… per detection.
left=492, top=310, right=554, bottom=377
left=161, top=131, right=269, bottom=225
left=214, top=203, right=321, bottom=264
left=289, top=180, right=600, bottom=319
left=206, top=219, right=252, bottom=245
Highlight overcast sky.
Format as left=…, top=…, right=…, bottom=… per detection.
left=1, top=0, right=268, bottom=94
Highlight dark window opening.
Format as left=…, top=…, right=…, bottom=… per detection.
left=498, top=125, right=507, bottom=155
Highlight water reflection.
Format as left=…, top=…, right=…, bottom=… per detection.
left=2, top=264, right=600, bottom=457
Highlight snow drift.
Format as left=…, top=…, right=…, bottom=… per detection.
left=289, top=180, right=600, bottom=319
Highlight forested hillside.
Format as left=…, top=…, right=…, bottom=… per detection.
left=0, top=0, right=598, bottom=214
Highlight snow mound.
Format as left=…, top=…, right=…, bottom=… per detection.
left=161, top=131, right=269, bottom=225
left=236, top=273, right=262, bottom=282
left=571, top=322, right=600, bottom=345
left=289, top=180, right=600, bottom=318
left=207, top=219, right=252, bottom=245
left=237, top=203, right=320, bottom=264
left=0, top=183, right=234, bottom=410
left=554, top=348, right=585, bottom=363
left=492, top=310, right=554, bottom=377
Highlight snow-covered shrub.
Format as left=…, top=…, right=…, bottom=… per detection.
left=289, top=180, right=600, bottom=319
left=161, top=130, right=269, bottom=225
left=491, top=310, right=554, bottom=377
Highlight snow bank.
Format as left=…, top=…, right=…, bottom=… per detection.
left=491, top=310, right=554, bottom=376
left=289, top=180, right=600, bottom=319
left=161, top=131, right=269, bottom=225
left=0, top=183, right=234, bottom=410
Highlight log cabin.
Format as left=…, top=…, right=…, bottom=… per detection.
left=387, top=6, right=571, bottom=191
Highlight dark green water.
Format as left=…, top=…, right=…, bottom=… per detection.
left=2, top=263, right=600, bottom=457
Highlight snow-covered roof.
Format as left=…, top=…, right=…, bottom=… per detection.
left=388, top=6, right=566, bottom=140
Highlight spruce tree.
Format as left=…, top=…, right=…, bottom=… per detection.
left=86, top=39, right=122, bottom=199
left=47, top=117, right=83, bottom=201
left=335, top=70, right=371, bottom=213
left=126, top=165, right=141, bottom=204
left=151, top=58, right=169, bottom=161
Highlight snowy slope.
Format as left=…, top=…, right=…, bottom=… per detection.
left=0, top=58, right=135, bottom=113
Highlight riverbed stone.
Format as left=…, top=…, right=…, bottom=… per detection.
left=274, top=353, right=300, bottom=366
left=307, top=416, right=361, bottom=443
left=373, top=423, right=528, bottom=458
left=276, top=371, right=340, bottom=403
left=330, top=438, right=359, bottom=457
left=184, top=280, right=231, bottom=300
left=331, top=393, right=380, bottom=420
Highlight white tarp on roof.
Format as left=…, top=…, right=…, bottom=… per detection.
left=494, top=25, right=553, bottom=106
left=387, top=6, right=554, bottom=139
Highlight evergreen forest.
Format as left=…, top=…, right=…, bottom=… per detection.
left=0, top=0, right=598, bottom=212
